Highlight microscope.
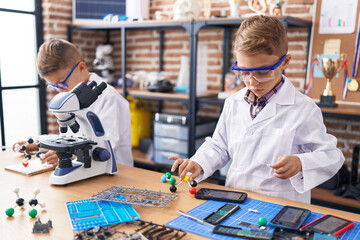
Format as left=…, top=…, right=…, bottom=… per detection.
left=39, top=81, right=117, bottom=185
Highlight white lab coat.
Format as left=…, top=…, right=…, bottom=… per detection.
left=86, top=73, right=133, bottom=166
left=191, top=76, right=344, bottom=203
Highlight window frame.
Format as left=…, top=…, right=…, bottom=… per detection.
left=0, top=0, right=47, bottom=146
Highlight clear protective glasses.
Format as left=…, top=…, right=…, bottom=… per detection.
left=231, top=54, right=286, bottom=83
left=47, top=61, right=81, bottom=92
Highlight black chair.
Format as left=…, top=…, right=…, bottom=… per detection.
left=340, top=144, right=360, bottom=201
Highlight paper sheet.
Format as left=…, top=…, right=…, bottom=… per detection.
left=5, top=158, right=55, bottom=176
left=323, top=39, right=341, bottom=55
left=319, top=0, right=358, bottom=34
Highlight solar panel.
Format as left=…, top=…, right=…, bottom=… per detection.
left=72, top=0, right=126, bottom=23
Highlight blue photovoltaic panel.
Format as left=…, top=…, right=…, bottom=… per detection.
left=167, top=199, right=360, bottom=240
left=75, top=0, right=126, bottom=20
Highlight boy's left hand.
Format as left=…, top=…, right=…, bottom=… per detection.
left=271, top=155, right=302, bottom=179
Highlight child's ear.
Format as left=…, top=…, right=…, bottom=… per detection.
left=79, top=61, right=87, bottom=72
left=282, top=54, right=292, bottom=70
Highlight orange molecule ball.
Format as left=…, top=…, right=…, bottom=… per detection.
left=189, top=187, right=197, bottom=194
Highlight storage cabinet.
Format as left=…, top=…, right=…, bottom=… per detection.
left=153, top=113, right=216, bottom=165
left=68, top=17, right=312, bottom=166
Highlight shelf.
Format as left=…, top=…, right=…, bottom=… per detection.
left=311, top=187, right=360, bottom=213
left=320, top=103, right=360, bottom=119
left=192, top=16, right=311, bottom=29
left=118, top=88, right=218, bottom=102
left=132, top=148, right=153, bottom=164
left=69, top=17, right=311, bottom=30
left=198, top=96, right=225, bottom=106
left=69, top=19, right=192, bottom=31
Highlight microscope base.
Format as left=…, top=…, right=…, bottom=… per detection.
left=49, top=159, right=117, bottom=185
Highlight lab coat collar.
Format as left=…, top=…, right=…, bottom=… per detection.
left=233, top=75, right=296, bottom=126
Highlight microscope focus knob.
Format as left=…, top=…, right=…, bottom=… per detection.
left=92, top=147, right=111, bottom=161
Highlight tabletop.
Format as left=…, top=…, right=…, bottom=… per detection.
left=0, top=151, right=359, bottom=239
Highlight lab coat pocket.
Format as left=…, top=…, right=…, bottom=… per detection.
left=237, top=127, right=296, bottom=174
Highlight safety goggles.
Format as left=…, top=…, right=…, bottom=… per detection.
left=47, top=61, right=81, bottom=92
left=231, top=55, right=286, bottom=83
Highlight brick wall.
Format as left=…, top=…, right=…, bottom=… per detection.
left=41, top=0, right=358, bottom=165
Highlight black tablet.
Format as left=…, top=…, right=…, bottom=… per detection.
left=269, top=206, right=311, bottom=229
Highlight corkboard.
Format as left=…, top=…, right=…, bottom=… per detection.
left=307, top=0, right=360, bottom=103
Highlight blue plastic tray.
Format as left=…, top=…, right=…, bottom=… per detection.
left=66, top=195, right=140, bottom=231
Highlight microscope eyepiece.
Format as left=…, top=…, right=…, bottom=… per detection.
left=94, top=82, right=107, bottom=95
left=88, top=81, right=97, bottom=89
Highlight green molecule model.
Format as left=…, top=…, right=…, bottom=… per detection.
left=5, top=208, right=14, bottom=217
left=258, top=217, right=267, bottom=226
left=28, top=209, right=37, bottom=218
left=165, top=172, right=171, bottom=179
left=169, top=177, right=176, bottom=185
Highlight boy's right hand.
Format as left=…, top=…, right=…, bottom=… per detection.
left=13, top=141, right=58, bottom=167
left=40, top=150, right=58, bottom=167
left=169, top=156, right=203, bottom=182
left=12, top=141, right=38, bottom=153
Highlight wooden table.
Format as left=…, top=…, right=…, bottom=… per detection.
left=1, top=151, right=359, bottom=239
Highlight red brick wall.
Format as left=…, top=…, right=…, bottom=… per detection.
left=42, top=0, right=359, bottom=165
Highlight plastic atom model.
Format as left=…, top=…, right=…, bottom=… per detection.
left=5, top=187, right=46, bottom=218
left=161, top=172, right=198, bottom=194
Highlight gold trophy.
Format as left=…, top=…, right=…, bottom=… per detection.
left=317, top=54, right=346, bottom=108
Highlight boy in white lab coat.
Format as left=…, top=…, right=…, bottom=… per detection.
left=14, top=39, right=133, bottom=167
left=170, top=15, right=344, bottom=203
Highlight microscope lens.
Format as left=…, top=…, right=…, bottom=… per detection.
left=69, top=121, right=80, bottom=133
left=60, top=126, right=68, bottom=133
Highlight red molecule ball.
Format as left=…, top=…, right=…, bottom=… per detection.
left=22, top=162, right=29, bottom=167
left=189, top=187, right=197, bottom=194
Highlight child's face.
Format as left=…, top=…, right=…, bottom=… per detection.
left=44, top=61, right=86, bottom=92
left=235, top=53, right=290, bottom=98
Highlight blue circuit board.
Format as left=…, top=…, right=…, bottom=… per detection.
left=166, top=198, right=360, bottom=240
left=66, top=196, right=140, bottom=231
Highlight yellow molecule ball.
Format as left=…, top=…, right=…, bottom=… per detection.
left=183, top=175, right=190, bottom=182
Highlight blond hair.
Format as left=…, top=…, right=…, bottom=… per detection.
left=233, top=15, right=288, bottom=57
left=37, top=39, right=83, bottom=77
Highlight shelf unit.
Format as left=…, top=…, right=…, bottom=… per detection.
left=68, top=17, right=312, bottom=159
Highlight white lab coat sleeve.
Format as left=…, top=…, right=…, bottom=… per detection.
left=292, top=105, right=344, bottom=193
left=96, top=90, right=133, bottom=166
left=190, top=99, right=231, bottom=182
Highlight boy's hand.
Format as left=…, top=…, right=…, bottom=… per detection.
left=271, top=155, right=302, bottom=179
left=40, top=150, right=58, bottom=167
left=169, top=156, right=203, bottom=182
left=12, top=141, right=38, bottom=153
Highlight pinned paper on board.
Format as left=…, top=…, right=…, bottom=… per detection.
left=323, top=39, right=341, bottom=55
left=319, top=0, right=358, bottom=34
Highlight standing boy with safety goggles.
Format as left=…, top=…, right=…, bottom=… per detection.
left=170, top=15, right=344, bottom=203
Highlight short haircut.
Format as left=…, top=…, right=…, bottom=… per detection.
left=233, top=15, right=288, bottom=57
left=37, top=39, right=83, bottom=77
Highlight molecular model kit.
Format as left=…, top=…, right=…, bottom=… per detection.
left=5, top=187, right=46, bottom=218
left=14, top=137, right=45, bottom=167
left=161, top=172, right=198, bottom=194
